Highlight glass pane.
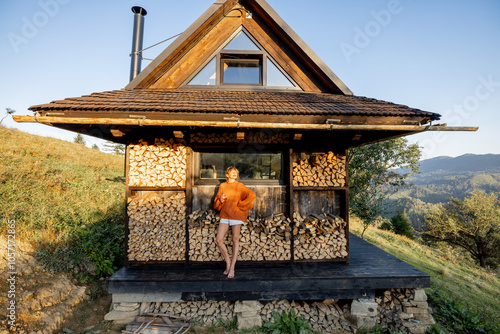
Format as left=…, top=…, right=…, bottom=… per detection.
left=200, top=153, right=282, bottom=180
left=223, top=59, right=260, bottom=84
left=188, top=57, right=216, bottom=85
left=224, top=31, right=260, bottom=51
left=267, top=58, right=294, bottom=87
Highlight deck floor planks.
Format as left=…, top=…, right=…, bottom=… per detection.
left=107, top=234, right=430, bottom=300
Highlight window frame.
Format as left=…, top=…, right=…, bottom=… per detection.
left=220, top=53, right=263, bottom=86
left=193, top=149, right=285, bottom=186
left=183, top=27, right=301, bottom=91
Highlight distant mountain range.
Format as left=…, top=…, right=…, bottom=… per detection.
left=387, top=154, right=500, bottom=226
left=416, top=154, right=500, bottom=174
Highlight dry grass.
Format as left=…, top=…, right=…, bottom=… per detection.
left=0, top=126, right=125, bottom=246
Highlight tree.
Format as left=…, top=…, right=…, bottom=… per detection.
left=1, top=108, right=16, bottom=125
left=74, top=134, right=86, bottom=145
left=349, top=138, right=421, bottom=238
left=423, top=190, right=500, bottom=267
left=103, top=142, right=125, bottom=156
left=385, top=211, right=415, bottom=239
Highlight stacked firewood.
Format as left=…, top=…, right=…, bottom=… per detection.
left=127, top=192, right=186, bottom=262
left=187, top=210, right=226, bottom=262
left=132, top=299, right=354, bottom=333
left=146, top=301, right=235, bottom=325
left=260, top=300, right=353, bottom=333
left=188, top=210, right=291, bottom=261
left=128, top=138, right=187, bottom=188
left=190, top=131, right=290, bottom=144
left=293, top=212, right=347, bottom=260
left=292, top=152, right=346, bottom=187
left=377, top=288, right=417, bottom=331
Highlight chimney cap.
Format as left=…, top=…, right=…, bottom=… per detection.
left=131, top=6, right=147, bottom=16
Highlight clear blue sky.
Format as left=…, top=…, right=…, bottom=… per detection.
left=1, top=0, right=499, bottom=160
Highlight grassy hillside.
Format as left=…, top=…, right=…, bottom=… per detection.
left=0, top=126, right=125, bottom=277
left=350, top=217, right=500, bottom=332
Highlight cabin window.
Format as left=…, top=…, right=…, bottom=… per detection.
left=267, top=58, right=294, bottom=87
left=221, top=54, right=262, bottom=85
left=223, top=31, right=260, bottom=51
left=196, top=152, right=282, bottom=183
left=189, top=57, right=216, bottom=86
left=186, top=29, right=300, bottom=90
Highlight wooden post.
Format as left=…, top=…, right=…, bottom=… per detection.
left=343, top=148, right=350, bottom=264
left=287, top=148, right=295, bottom=263
left=185, top=147, right=194, bottom=265
left=124, top=143, right=132, bottom=267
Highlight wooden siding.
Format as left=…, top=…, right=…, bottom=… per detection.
left=192, top=185, right=286, bottom=218
left=242, top=16, right=324, bottom=92
left=150, top=14, right=242, bottom=89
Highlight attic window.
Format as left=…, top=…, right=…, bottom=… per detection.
left=186, top=29, right=300, bottom=90
left=223, top=31, right=260, bottom=51
left=222, top=54, right=262, bottom=85
left=189, top=58, right=216, bottom=86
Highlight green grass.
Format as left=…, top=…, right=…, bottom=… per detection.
left=350, top=217, right=500, bottom=331
left=0, top=126, right=125, bottom=279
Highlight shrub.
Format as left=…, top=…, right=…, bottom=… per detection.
left=427, top=287, right=499, bottom=334
left=35, top=207, right=125, bottom=280
left=262, top=309, right=312, bottom=334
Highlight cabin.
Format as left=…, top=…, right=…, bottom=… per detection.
left=15, top=0, right=477, bottom=332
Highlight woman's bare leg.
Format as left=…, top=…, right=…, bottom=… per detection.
left=216, top=223, right=231, bottom=275
left=228, top=224, right=241, bottom=279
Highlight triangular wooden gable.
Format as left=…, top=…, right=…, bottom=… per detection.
left=126, top=0, right=352, bottom=95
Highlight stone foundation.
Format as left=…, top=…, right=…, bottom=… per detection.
left=105, top=288, right=434, bottom=333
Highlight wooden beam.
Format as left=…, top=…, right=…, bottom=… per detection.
left=14, top=115, right=479, bottom=132
left=111, top=129, right=125, bottom=137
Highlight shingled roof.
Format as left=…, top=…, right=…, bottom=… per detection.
left=29, top=89, right=441, bottom=120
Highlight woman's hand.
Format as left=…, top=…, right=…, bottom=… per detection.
left=220, top=193, right=227, bottom=203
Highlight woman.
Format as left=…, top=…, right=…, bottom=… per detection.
left=214, top=167, right=256, bottom=278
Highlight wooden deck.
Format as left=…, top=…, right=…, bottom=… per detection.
left=107, top=234, right=430, bottom=301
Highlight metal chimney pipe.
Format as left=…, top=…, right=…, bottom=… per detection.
left=129, top=6, right=147, bottom=82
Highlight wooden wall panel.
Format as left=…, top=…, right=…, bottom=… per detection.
left=293, top=191, right=341, bottom=217
left=192, top=185, right=286, bottom=218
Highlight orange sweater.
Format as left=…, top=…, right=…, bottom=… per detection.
left=214, top=181, right=256, bottom=221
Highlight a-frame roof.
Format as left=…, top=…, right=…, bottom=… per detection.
left=126, top=0, right=352, bottom=95
left=16, top=0, right=478, bottom=145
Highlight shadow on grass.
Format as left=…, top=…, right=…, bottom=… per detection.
left=35, top=201, right=126, bottom=282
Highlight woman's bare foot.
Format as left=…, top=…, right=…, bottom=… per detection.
left=227, top=269, right=235, bottom=279
left=223, top=263, right=231, bottom=275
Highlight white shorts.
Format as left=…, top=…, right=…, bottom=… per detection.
left=220, top=218, right=244, bottom=226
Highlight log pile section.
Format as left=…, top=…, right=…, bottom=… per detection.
left=190, top=131, right=290, bottom=144
left=128, top=138, right=187, bottom=188
left=127, top=192, right=186, bottom=262
left=292, top=152, right=346, bottom=187
left=261, top=300, right=353, bottom=333
left=188, top=210, right=291, bottom=261
left=293, top=212, right=347, bottom=260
